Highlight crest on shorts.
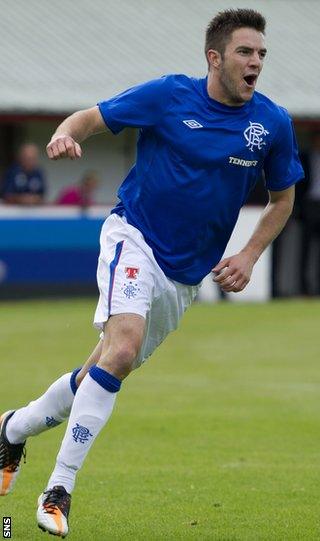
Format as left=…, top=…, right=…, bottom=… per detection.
left=125, top=267, right=139, bottom=279
left=244, top=121, right=269, bottom=152
left=121, top=282, right=140, bottom=299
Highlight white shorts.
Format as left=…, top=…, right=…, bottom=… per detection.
left=94, top=213, right=199, bottom=368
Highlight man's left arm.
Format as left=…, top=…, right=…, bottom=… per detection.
left=213, top=186, right=295, bottom=293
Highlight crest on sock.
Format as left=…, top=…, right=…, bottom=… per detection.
left=71, top=423, right=93, bottom=444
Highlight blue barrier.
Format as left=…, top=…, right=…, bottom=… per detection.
left=0, top=218, right=103, bottom=250
left=0, top=209, right=107, bottom=286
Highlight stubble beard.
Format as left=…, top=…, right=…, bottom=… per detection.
left=219, top=65, right=248, bottom=106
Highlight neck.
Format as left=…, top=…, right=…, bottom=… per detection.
left=206, top=71, right=245, bottom=107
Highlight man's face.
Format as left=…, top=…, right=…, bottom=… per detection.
left=18, top=144, right=39, bottom=172
left=213, top=27, right=266, bottom=105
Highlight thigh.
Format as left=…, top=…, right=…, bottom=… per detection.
left=76, top=312, right=147, bottom=384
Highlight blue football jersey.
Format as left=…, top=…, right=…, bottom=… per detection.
left=98, top=74, right=304, bottom=285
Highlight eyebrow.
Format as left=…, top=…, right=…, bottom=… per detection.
left=236, top=46, right=267, bottom=54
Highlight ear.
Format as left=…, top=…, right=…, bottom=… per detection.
left=207, top=49, right=222, bottom=70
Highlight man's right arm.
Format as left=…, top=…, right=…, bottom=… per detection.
left=47, top=106, right=106, bottom=160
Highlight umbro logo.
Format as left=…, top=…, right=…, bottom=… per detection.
left=182, top=119, right=203, bottom=129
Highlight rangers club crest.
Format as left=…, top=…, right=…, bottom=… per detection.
left=244, top=121, right=269, bottom=152
left=72, top=423, right=93, bottom=444
left=125, top=267, right=139, bottom=279
left=121, top=282, right=140, bottom=299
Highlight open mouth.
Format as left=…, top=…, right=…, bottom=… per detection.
left=243, top=75, right=257, bottom=87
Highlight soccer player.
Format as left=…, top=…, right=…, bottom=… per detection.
left=0, top=8, right=304, bottom=538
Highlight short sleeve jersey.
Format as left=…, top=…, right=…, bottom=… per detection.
left=98, top=74, right=304, bottom=285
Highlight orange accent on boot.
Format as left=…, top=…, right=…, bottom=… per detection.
left=45, top=505, right=63, bottom=535
left=1, top=468, right=13, bottom=495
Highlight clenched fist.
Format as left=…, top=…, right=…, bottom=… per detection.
left=46, top=135, right=82, bottom=160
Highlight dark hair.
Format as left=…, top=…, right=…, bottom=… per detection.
left=205, top=9, right=266, bottom=58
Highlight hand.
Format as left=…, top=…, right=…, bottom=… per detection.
left=46, top=135, right=82, bottom=160
left=212, top=251, right=256, bottom=293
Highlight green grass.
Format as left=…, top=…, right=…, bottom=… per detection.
left=1, top=298, right=320, bottom=540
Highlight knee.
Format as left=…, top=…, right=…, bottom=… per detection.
left=111, top=342, right=139, bottom=367
left=98, top=342, right=140, bottom=379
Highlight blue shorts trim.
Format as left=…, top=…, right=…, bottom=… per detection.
left=108, top=240, right=124, bottom=315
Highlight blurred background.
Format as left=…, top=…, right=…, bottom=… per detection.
left=0, top=0, right=319, bottom=300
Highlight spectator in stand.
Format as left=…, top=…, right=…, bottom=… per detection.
left=1, top=143, right=46, bottom=205
left=57, top=171, right=99, bottom=207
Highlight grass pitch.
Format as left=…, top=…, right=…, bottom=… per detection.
left=1, top=298, right=320, bottom=540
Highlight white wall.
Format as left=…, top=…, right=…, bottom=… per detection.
left=198, top=207, right=271, bottom=303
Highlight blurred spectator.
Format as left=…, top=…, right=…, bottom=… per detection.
left=57, top=171, right=99, bottom=207
left=1, top=143, right=46, bottom=205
